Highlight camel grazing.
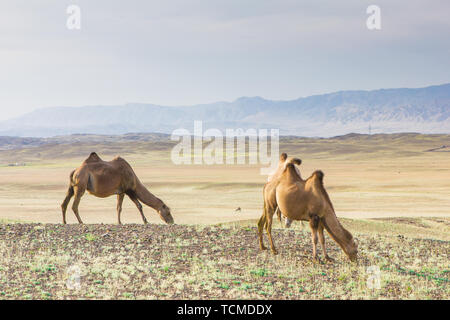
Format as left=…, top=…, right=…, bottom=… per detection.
left=258, top=156, right=358, bottom=262
left=61, top=152, right=174, bottom=225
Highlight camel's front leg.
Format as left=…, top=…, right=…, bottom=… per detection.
left=127, top=192, right=148, bottom=224
left=318, top=222, right=334, bottom=262
left=309, top=214, right=320, bottom=262
left=265, top=212, right=278, bottom=255
left=117, top=193, right=124, bottom=225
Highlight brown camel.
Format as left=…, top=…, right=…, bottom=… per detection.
left=258, top=156, right=358, bottom=262
left=61, top=152, right=174, bottom=225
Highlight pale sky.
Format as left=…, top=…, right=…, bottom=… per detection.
left=0, top=0, right=449, bottom=120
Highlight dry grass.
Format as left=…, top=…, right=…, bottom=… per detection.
left=0, top=219, right=448, bottom=300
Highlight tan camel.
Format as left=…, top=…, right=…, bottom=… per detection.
left=61, top=152, right=174, bottom=225
left=258, top=156, right=358, bottom=262
left=265, top=153, right=301, bottom=228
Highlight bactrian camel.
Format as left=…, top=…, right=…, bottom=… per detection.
left=61, top=152, right=174, bottom=225
left=258, top=153, right=358, bottom=261
left=266, top=153, right=301, bottom=228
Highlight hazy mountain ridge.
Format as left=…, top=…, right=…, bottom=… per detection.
left=1, top=84, right=449, bottom=137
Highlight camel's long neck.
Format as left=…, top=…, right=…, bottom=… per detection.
left=321, top=208, right=354, bottom=255
left=135, top=180, right=164, bottom=211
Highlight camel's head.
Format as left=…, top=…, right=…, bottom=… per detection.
left=346, top=238, right=358, bottom=262
left=333, top=222, right=358, bottom=262
left=158, top=204, right=174, bottom=224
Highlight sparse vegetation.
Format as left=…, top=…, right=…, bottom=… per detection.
left=0, top=133, right=448, bottom=299
left=0, top=219, right=448, bottom=300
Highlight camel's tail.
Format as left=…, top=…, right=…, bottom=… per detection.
left=61, top=170, right=75, bottom=211
left=69, top=170, right=75, bottom=186
left=135, top=180, right=164, bottom=210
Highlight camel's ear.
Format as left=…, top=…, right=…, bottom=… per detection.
left=280, top=153, right=288, bottom=161
left=293, top=158, right=302, bottom=165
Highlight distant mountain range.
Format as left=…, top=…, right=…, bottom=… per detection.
left=1, top=83, right=449, bottom=137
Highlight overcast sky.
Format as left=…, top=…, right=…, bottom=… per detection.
left=0, top=0, right=449, bottom=120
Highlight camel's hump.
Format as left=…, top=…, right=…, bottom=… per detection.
left=312, top=170, right=324, bottom=181
left=85, top=152, right=102, bottom=163
left=111, top=156, right=133, bottom=167
left=112, top=155, right=126, bottom=161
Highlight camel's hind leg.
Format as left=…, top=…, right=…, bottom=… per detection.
left=61, top=185, right=74, bottom=224
left=318, top=222, right=334, bottom=262
left=117, top=193, right=125, bottom=225
left=309, top=214, right=320, bottom=262
left=257, top=213, right=267, bottom=250
left=265, top=208, right=278, bottom=255
left=71, top=186, right=85, bottom=224
left=126, top=191, right=148, bottom=224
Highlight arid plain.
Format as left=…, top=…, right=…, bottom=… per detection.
left=0, top=133, right=449, bottom=299
left=0, top=133, right=449, bottom=225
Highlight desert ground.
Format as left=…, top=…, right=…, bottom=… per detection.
left=0, top=133, right=448, bottom=299
left=0, top=219, right=448, bottom=299
left=0, top=133, right=449, bottom=224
